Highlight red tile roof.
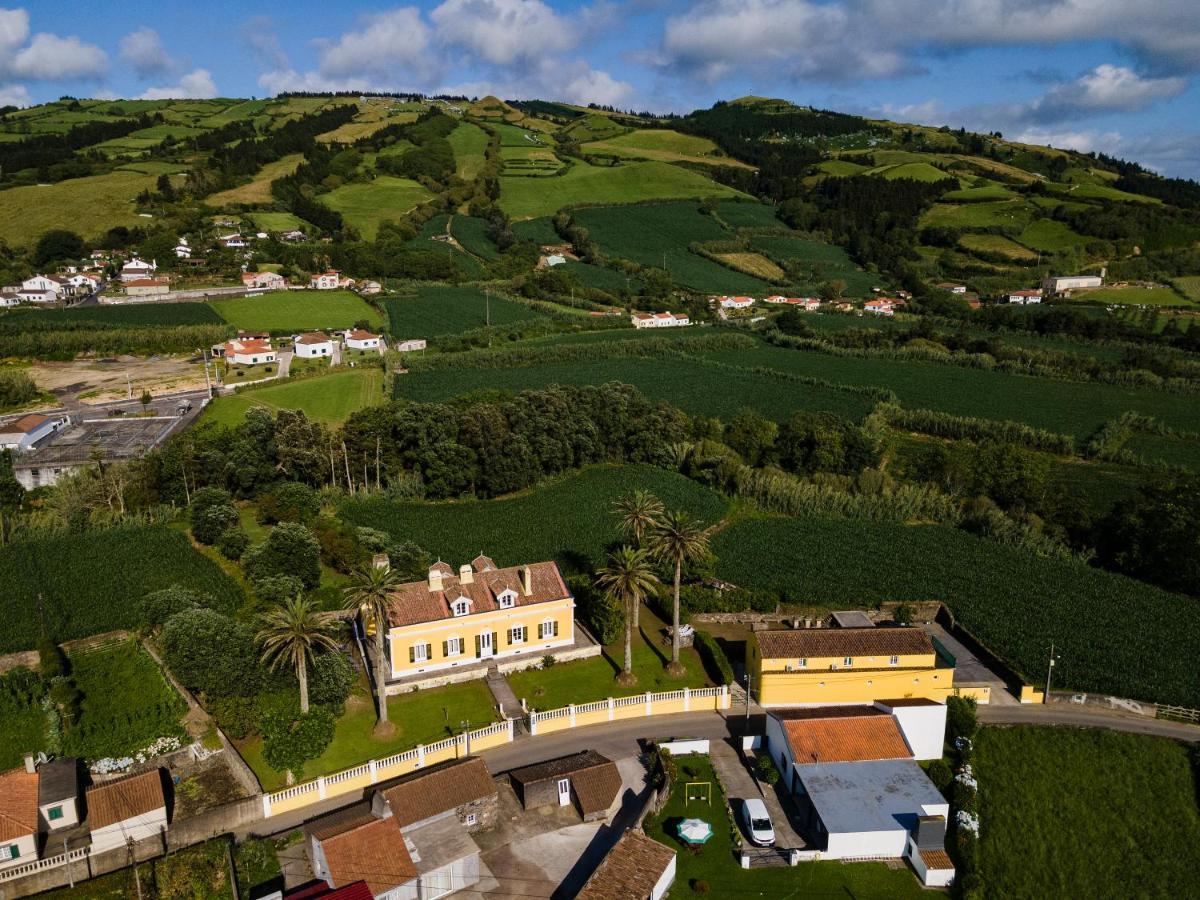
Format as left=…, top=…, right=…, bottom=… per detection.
left=378, top=757, right=496, bottom=828
left=3, top=414, right=49, bottom=434
left=779, top=710, right=913, bottom=764
left=577, top=830, right=675, bottom=900
left=756, top=627, right=933, bottom=661
left=345, top=329, right=379, bottom=340
left=85, top=770, right=165, bottom=830
left=509, top=750, right=621, bottom=815
left=296, top=332, right=332, bottom=344
left=920, top=848, right=954, bottom=870
left=319, top=816, right=416, bottom=895
left=387, top=560, right=569, bottom=627
left=0, top=768, right=39, bottom=841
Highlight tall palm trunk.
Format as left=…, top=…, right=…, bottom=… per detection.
left=298, top=653, right=309, bottom=714
left=374, top=622, right=389, bottom=723
left=624, top=595, right=634, bottom=676
left=671, top=559, right=682, bottom=666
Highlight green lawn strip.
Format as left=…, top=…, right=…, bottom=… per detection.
left=1073, top=286, right=1194, bottom=308
left=712, top=517, right=1200, bottom=706
left=240, top=680, right=498, bottom=791
left=209, top=290, right=384, bottom=333
left=507, top=608, right=712, bottom=712
left=340, top=465, right=728, bottom=573
left=646, top=752, right=927, bottom=898
left=204, top=369, right=382, bottom=427
left=449, top=122, right=489, bottom=180
left=976, top=727, right=1200, bottom=897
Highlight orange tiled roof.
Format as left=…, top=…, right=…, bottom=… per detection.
left=0, top=768, right=39, bottom=841
left=3, top=413, right=49, bottom=434
left=577, top=830, right=675, bottom=900
left=379, top=757, right=496, bottom=828
left=85, top=770, right=165, bottom=830
left=781, top=710, right=913, bottom=764
left=756, top=627, right=933, bottom=660
left=321, top=816, right=416, bottom=895
left=387, top=560, right=569, bottom=627
left=296, top=332, right=331, bottom=344
left=346, top=329, right=379, bottom=340
left=920, top=848, right=954, bottom=870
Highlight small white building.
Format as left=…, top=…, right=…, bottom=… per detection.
left=216, top=338, right=275, bottom=366
left=936, top=282, right=967, bottom=294
left=344, top=329, right=382, bottom=351
left=308, top=810, right=419, bottom=899
left=120, top=258, right=156, bottom=282
left=85, top=770, right=168, bottom=855
left=358, top=280, right=383, bottom=295
left=716, top=295, right=755, bottom=310
left=1008, top=289, right=1043, bottom=305
left=294, top=332, right=335, bottom=358
left=394, top=339, right=427, bottom=352
left=67, top=273, right=101, bottom=292
left=173, top=238, right=191, bottom=258
left=0, top=414, right=67, bottom=452
left=218, top=234, right=247, bottom=249
left=0, top=292, right=18, bottom=308
left=864, top=299, right=895, bottom=317
left=16, top=288, right=57, bottom=304
left=241, top=271, right=286, bottom=291
left=282, top=230, right=307, bottom=242
left=311, top=270, right=342, bottom=290
left=631, top=312, right=690, bottom=329
left=124, top=278, right=170, bottom=298
left=545, top=254, right=566, bottom=267
left=1043, top=275, right=1102, bottom=294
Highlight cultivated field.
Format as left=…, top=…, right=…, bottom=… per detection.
left=209, top=290, right=385, bottom=332
left=958, top=233, right=1038, bottom=261
left=748, top=235, right=878, bottom=296
left=582, top=129, right=750, bottom=167
left=204, top=368, right=384, bottom=427
left=384, top=286, right=537, bottom=338
left=1073, top=286, right=1193, bottom=307
left=450, top=215, right=500, bottom=259
left=318, top=176, right=434, bottom=239
left=1018, top=218, right=1087, bottom=252
left=920, top=199, right=1035, bottom=230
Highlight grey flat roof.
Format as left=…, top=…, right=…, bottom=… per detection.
left=404, top=813, right=479, bottom=874
left=12, top=417, right=182, bottom=467
left=831, top=611, right=875, bottom=628
left=799, top=759, right=946, bottom=836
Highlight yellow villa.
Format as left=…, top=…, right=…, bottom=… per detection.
left=382, top=555, right=577, bottom=684
left=750, top=627, right=955, bottom=708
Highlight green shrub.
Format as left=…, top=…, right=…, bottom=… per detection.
left=139, top=586, right=207, bottom=628
left=244, top=522, right=321, bottom=589
left=755, top=753, right=780, bottom=785
left=948, top=695, right=979, bottom=745
left=161, top=609, right=262, bottom=699
left=216, top=527, right=250, bottom=561
left=251, top=574, right=305, bottom=604
left=307, top=652, right=354, bottom=710
left=569, top=575, right=623, bottom=644
left=191, top=487, right=238, bottom=545
left=257, top=482, right=320, bottom=525
left=693, top=630, right=735, bottom=685
left=0, top=368, right=40, bottom=409
left=262, top=706, right=335, bottom=778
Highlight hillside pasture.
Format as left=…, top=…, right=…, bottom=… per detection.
left=865, top=162, right=953, bottom=182
left=582, top=129, right=750, bottom=168
left=249, top=211, right=306, bottom=232
left=340, top=465, right=727, bottom=571
left=1018, top=218, right=1087, bottom=252
left=318, top=176, right=434, bottom=239
left=941, top=183, right=1018, bottom=201
left=209, top=291, right=384, bottom=333
left=498, top=160, right=747, bottom=220
left=715, top=200, right=780, bottom=228
left=204, top=369, right=383, bottom=427
left=714, top=252, right=785, bottom=280
left=748, top=235, right=878, bottom=296
left=448, top=122, right=489, bottom=180
left=816, top=159, right=870, bottom=177
left=209, top=154, right=305, bottom=206
left=0, top=171, right=159, bottom=246
left=385, top=286, right=537, bottom=338
left=1073, top=286, right=1194, bottom=308
left=920, top=199, right=1035, bottom=230
left=958, top=233, right=1038, bottom=261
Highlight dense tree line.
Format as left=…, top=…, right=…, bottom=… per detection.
left=1113, top=172, right=1200, bottom=209
left=373, top=111, right=457, bottom=182
left=1055, top=201, right=1200, bottom=252
left=0, top=113, right=159, bottom=182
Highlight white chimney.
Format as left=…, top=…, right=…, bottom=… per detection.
left=23, top=753, right=35, bottom=774
left=428, top=568, right=444, bottom=591
left=520, top=566, right=532, bottom=596
left=459, top=564, right=473, bottom=585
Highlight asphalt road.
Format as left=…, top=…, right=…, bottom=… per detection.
left=979, top=703, right=1200, bottom=740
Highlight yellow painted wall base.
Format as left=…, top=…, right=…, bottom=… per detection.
left=1019, top=685, right=1045, bottom=704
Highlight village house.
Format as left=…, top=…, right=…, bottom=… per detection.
left=1008, top=289, right=1043, bottom=305
left=377, top=556, right=578, bottom=685
left=119, top=258, right=156, bottom=282
left=749, top=626, right=955, bottom=708
left=21, top=275, right=70, bottom=298
left=935, top=282, right=967, bottom=294
left=1043, top=274, right=1102, bottom=295
left=218, top=234, right=247, bottom=249
left=84, top=769, right=168, bottom=854
left=0, top=764, right=39, bottom=871
left=214, top=337, right=276, bottom=366
left=0, top=413, right=69, bottom=452
left=576, top=829, right=677, bottom=900
left=282, top=230, right=307, bottom=242
left=863, top=299, right=895, bottom=317
left=0, top=291, right=18, bottom=307
left=357, top=280, right=382, bottom=295
left=124, top=278, right=170, bottom=298
left=508, top=751, right=622, bottom=823
left=307, top=809, right=416, bottom=899
left=631, top=312, right=690, bottom=329
left=343, top=329, right=381, bottom=351
left=294, top=332, right=335, bottom=358
left=311, top=271, right=344, bottom=290
left=370, top=757, right=499, bottom=834
left=37, top=757, right=81, bottom=834
left=715, top=295, right=755, bottom=310
left=66, top=272, right=101, bottom=293
left=242, top=270, right=287, bottom=291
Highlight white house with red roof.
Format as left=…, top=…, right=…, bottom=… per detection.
left=294, top=332, right=335, bottom=358
left=242, top=271, right=287, bottom=291
left=215, top=338, right=276, bottom=366
left=0, top=413, right=68, bottom=452
left=0, top=764, right=39, bottom=870
left=1007, top=289, right=1043, bottom=305
left=119, top=258, right=156, bottom=282
left=631, top=311, right=690, bottom=329
left=344, top=329, right=381, bottom=351
left=863, top=299, right=895, bottom=317
left=715, top=295, right=755, bottom=310
left=311, top=271, right=344, bottom=290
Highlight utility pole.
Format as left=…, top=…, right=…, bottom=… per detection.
left=1045, top=643, right=1059, bottom=703
left=199, top=348, right=212, bottom=396
left=744, top=670, right=752, bottom=722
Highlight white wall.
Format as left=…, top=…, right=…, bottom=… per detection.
left=651, top=856, right=676, bottom=900
left=661, top=739, right=710, bottom=755
left=826, top=827, right=907, bottom=860
left=763, top=714, right=794, bottom=786
left=0, top=833, right=38, bottom=871
left=295, top=342, right=333, bottom=358
left=882, top=703, right=947, bottom=760
left=40, top=797, right=80, bottom=830
left=906, top=836, right=955, bottom=887
left=89, top=808, right=167, bottom=854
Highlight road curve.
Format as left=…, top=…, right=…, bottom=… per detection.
left=979, top=704, right=1200, bottom=741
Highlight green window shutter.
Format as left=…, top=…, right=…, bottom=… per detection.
left=409, top=645, right=415, bottom=664
left=492, top=632, right=498, bottom=653
left=553, top=620, right=559, bottom=637
left=7, top=845, right=18, bottom=860
left=48, top=806, right=62, bottom=821
left=425, top=643, right=432, bottom=660
left=506, top=628, right=513, bottom=646
left=442, top=640, right=448, bottom=657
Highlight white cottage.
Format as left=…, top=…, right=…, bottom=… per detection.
left=85, top=770, right=168, bottom=855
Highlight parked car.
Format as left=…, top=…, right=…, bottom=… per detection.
left=740, top=797, right=775, bottom=846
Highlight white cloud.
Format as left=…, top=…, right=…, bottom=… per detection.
left=241, top=17, right=289, bottom=70
left=0, top=83, right=28, bottom=106
left=558, top=64, right=633, bottom=106
left=0, top=7, right=27, bottom=54
left=120, top=27, right=173, bottom=77
left=318, top=8, right=434, bottom=81
left=9, top=32, right=106, bottom=80
left=140, top=68, right=217, bottom=100
left=431, top=0, right=574, bottom=66
left=1028, top=65, right=1187, bottom=121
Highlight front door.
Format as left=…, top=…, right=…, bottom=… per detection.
left=557, top=778, right=571, bottom=806
left=479, top=631, right=494, bottom=658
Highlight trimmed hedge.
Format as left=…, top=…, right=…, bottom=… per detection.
left=694, top=629, right=735, bottom=685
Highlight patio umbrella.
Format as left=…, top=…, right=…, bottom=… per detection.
left=677, top=818, right=713, bottom=845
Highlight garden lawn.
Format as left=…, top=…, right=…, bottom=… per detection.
left=976, top=726, right=1200, bottom=898
left=318, top=176, right=434, bottom=239
left=498, top=159, right=747, bottom=220
left=241, top=680, right=498, bottom=790
left=204, top=369, right=383, bottom=427
left=64, top=640, right=187, bottom=760
left=209, top=290, right=384, bottom=333
left=711, top=517, right=1200, bottom=707
left=340, top=465, right=728, bottom=573
left=646, top=753, right=927, bottom=899
left=384, top=286, right=537, bottom=338
left=507, top=607, right=712, bottom=711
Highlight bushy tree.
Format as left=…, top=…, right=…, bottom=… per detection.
left=161, top=609, right=261, bottom=698
left=724, top=408, right=778, bottom=466
left=387, top=541, right=432, bottom=581
left=216, top=527, right=249, bottom=561
left=1096, top=476, right=1200, bottom=596
left=190, top=487, right=238, bottom=544
left=308, top=651, right=355, bottom=709
left=257, top=482, right=321, bottom=525
left=139, top=585, right=209, bottom=628
left=252, top=574, right=306, bottom=604
left=33, top=229, right=84, bottom=268
left=261, top=706, right=335, bottom=780
left=244, top=522, right=321, bottom=589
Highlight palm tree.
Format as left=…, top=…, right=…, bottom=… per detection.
left=256, top=595, right=340, bottom=713
left=614, top=490, right=663, bottom=629
left=649, top=511, right=713, bottom=675
left=596, top=546, right=660, bottom=686
left=343, top=564, right=400, bottom=724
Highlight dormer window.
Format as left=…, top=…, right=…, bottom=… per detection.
left=452, top=599, right=471, bottom=617
left=498, top=590, right=516, bottom=609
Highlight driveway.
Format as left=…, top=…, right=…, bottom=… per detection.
left=924, top=622, right=1018, bottom=705
left=708, top=739, right=807, bottom=850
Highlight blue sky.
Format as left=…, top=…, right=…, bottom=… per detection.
left=4, top=1, right=1200, bottom=177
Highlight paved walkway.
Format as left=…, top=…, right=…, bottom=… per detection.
left=486, top=667, right=523, bottom=721
left=709, top=740, right=806, bottom=850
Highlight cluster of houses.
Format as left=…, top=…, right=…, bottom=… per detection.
left=631, top=311, right=690, bottom=329
left=0, top=756, right=169, bottom=873
left=0, top=271, right=103, bottom=306
left=212, top=327, right=385, bottom=368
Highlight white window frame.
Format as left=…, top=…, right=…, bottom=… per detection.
left=498, top=591, right=516, bottom=609
left=539, top=620, right=556, bottom=640
left=889, top=655, right=899, bottom=666
left=447, top=637, right=463, bottom=657
left=413, top=643, right=429, bottom=663
left=464, top=812, right=477, bottom=827
left=843, top=656, right=854, bottom=667
left=797, top=658, right=807, bottom=669
left=509, top=626, right=527, bottom=645
left=452, top=600, right=470, bottom=617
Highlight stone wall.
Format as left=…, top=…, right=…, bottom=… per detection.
left=0, top=831, right=164, bottom=899
left=165, top=796, right=264, bottom=849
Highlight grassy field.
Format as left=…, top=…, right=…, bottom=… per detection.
left=209, top=154, right=304, bottom=206
left=712, top=517, right=1200, bottom=705
left=816, top=159, right=870, bottom=177
left=319, top=176, right=434, bottom=239
left=748, top=235, right=878, bottom=296
left=450, top=215, right=500, bottom=259
left=920, top=199, right=1035, bottom=230
left=204, top=369, right=383, bottom=427
left=64, top=640, right=187, bottom=760
left=0, top=171, right=159, bottom=245
left=340, top=465, right=728, bottom=573
left=1073, top=286, right=1193, bottom=307
left=210, top=290, right=384, bottom=332
left=942, top=184, right=1019, bottom=201
left=867, top=161, right=952, bottom=182
left=241, top=679, right=498, bottom=790
left=646, top=753, right=928, bottom=899
left=395, top=354, right=878, bottom=424
left=507, top=607, right=712, bottom=710
left=250, top=211, right=306, bottom=232
left=581, top=129, right=749, bottom=167
left=714, top=252, right=785, bottom=280
left=384, top=286, right=537, bottom=338
left=976, top=727, right=1200, bottom=897
left=449, top=122, right=489, bottom=180
left=1018, top=217, right=1087, bottom=252
left=715, top=200, right=780, bottom=229
left=1171, top=275, right=1200, bottom=301
left=499, top=159, right=747, bottom=219
left=958, top=232, right=1038, bottom=261
left=511, top=217, right=559, bottom=244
